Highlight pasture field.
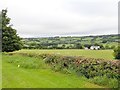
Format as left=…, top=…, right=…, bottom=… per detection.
left=15, top=49, right=114, bottom=60
left=2, top=54, right=104, bottom=88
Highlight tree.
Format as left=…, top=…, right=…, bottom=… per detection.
left=75, top=43, right=83, bottom=49
left=102, top=40, right=107, bottom=43
left=94, top=43, right=99, bottom=46
left=62, top=44, right=66, bottom=49
left=99, top=44, right=104, bottom=50
left=105, top=44, right=110, bottom=49
left=111, top=45, right=115, bottom=49
left=2, top=9, right=23, bottom=52
left=84, top=44, right=91, bottom=49
left=114, top=46, right=120, bottom=59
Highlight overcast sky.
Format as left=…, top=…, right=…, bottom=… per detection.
left=0, top=0, right=119, bottom=37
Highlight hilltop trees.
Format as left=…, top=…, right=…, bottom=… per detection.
left=2, top=9, right=23, bottom=52
left=75, top=43, right=84, bottom=49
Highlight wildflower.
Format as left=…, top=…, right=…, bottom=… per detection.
left=18, top=65, right=20, bottom=68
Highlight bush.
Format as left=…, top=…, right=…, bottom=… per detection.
left=114, top=46, right=120, bottom=59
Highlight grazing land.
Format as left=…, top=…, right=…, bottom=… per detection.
left=2, top=54, right=104, bottom=88
left=15, top=49, right=114, bottom=60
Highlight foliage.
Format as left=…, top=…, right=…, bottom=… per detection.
left=114, top=46, right=120, bottom=59
left=2, top=9, right=23, bottom=52
left=22, top=34, right=118, bottom=49
left=105, top=45, right=110, bottom=49
left=75, top=43, right=84, bottom=49
left=40, top=54, right=119, bottom=79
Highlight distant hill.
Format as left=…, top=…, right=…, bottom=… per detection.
left=22, top=34, right=119, bottom=49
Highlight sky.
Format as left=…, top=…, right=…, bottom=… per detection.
left=0, top=0, right=119, bottom=38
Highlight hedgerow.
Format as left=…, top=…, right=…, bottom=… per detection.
left=40, top=54, right=119, bottom=79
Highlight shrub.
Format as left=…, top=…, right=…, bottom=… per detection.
left=114, top=46, right=120, bottom=59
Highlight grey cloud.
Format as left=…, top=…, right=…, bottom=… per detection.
left=0, top=0, right=118, bottom=38
left=64, top=1, right=117, bottom=17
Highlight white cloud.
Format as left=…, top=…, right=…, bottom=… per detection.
left=0, top=0, right=119, bottom=37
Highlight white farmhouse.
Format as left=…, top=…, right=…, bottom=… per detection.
left=84, top=47, right=89, bottom=50
left=90, top=46, right=100, bottom=50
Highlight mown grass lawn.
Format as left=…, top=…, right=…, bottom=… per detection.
left=2, top=54, right=104, bottom=88
left=15, top=49, right=114, bottom=60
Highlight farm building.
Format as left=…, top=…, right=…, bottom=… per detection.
left=90, top=46, right=100, bottom=50
left=84, top=47, right=89, bottom=50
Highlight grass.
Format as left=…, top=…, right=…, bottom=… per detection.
left=15, top=49, right=114, bottom=60
left=2, top=54, right=104, bottom=88
left=89, top=76, right=118, bottom=88
left=4, top=54, right=47, bottom=69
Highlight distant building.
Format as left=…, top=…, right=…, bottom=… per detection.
left=90, top=46, right=100, bottom=50
left=84, top=47, right=89, bottom=50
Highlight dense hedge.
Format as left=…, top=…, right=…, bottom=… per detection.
left=39, top=54, right=120, bottom=79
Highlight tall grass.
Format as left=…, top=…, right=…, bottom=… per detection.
left=89, top=76, right=119, bottom=88
left=3, top=54, right=48, bottom=69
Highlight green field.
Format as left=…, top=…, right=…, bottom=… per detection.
left=2, top=54, right=104, bottom=88
left=15, top=49, right=114, bottom=60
